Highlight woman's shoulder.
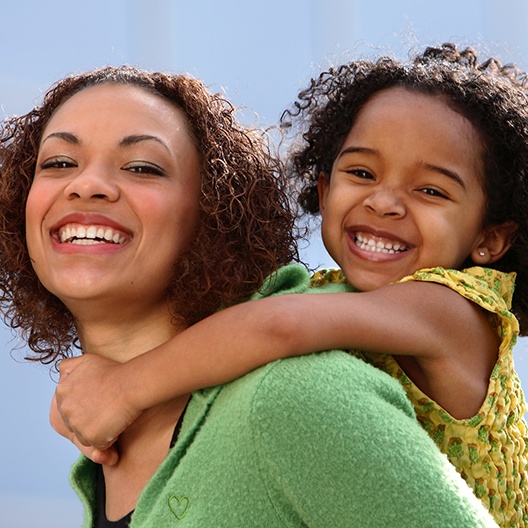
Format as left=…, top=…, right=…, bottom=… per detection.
left=251, top=263, right=312, bottom=300
left=225, top=352, right=497, bottom=528
left=237, top=351, right=416, bottom=434
left=252, top=264, right=354, bottom=300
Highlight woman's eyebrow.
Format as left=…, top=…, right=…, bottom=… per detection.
left=119, top=134, right=170, bottom=153
left=40, top=132, right=170, bottom=153
left=41, top=131, right=80, bottom=145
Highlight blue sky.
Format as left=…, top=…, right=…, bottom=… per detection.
left=2, top=1, right=528, bottom=525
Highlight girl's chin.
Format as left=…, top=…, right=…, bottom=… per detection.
left=342, top=267, right=412, bottom=291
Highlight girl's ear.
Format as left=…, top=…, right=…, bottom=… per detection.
left=317, top=172, right=330, bottom=214
left=471, top=221, right=518, bottom=265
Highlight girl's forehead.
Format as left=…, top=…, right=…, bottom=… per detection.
left=356, top=87, right=453, bottom=121
left=349, top=87, right=482, bottom=150
left=337, top=86, right=486, bottom=189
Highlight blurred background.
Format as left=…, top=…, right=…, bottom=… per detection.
left=2, top=1, right=528, bottom=526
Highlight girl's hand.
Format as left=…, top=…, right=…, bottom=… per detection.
left=53, top=354, right=142, bottom=457
left=50, top=393, right=119, bottom=465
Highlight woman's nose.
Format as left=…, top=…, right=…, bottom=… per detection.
left=64, top=166, right=119, bottom=202
left=363, top=188, right=406, bottom=218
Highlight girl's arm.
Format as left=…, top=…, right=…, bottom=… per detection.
left=54, top=280, right=493, bottom=458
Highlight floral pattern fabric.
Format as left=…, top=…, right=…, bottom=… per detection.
left=310, top=266, right=528, bottom=527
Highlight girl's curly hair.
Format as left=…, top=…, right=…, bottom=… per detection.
left=0, top=66, right=298, bottom=366
left=281, top=42, right=528, bottom=335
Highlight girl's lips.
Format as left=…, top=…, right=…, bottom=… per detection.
left=346, top=228, right=412, bottom=261
left=354, top=231, right=409, bottom=252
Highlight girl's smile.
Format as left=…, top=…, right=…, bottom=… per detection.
left=347, top=228, right=411, bottom=261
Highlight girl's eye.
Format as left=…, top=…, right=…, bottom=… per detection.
left=40, top=157, right=77, bottom=170
left=347, top=169, right=374, bottom=180
left=419, top=187, right=448, bottom=199
left=124, top=162, right=165, bottom=176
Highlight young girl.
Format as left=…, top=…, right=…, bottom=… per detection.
left=53, top=44, right=528, bottom=526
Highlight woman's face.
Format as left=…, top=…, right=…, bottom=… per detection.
left=26, top=83, right=202, bottom=315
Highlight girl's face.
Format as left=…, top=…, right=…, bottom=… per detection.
left=318, top=87, right=494, bottom=291
left=26, top=83, right=202, bottom=314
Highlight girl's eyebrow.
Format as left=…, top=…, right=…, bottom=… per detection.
left=338, top=145, right=467, bottom=191
left=423, top=163, right=466, bottom=190
left=338, top=146, right=377, bottom=158
left=40, top=132, right=170, bottom=153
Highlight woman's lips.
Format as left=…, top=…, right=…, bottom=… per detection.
left=57, top=223, right=128, bottom=245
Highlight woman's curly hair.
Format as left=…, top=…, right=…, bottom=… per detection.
left=0, top=66, right=298, bottom=366
left=281, top=42, right=528, bottom=335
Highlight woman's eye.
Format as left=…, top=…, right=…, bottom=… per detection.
left=40, top=157, right=76, bottom=170
left=124, top=162, right=165, bottom=176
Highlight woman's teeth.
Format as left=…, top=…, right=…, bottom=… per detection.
left=355, top=233, right=408, bottom=254
left=59, top=225, right=126, bottom=245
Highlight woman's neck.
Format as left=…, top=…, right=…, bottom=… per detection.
left=103, top=393, right=190, bottom=520
left=73, top=303, right=185, bottom=362
left=68, top=301, right=191, bottom=519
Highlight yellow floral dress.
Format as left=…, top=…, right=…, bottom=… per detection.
left=311, top=266, right=528, bottom=527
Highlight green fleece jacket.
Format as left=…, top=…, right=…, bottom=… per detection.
left=70, top=264, right=497, bottom=527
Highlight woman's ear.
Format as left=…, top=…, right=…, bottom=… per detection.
left=471, top=221, right=518, bottom=265
left=317, top=172, right=330, bottom=214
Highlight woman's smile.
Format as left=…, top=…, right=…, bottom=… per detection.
left=58, top=225, right=127, bottom=245
left=50, top=213, right=132, bottom=254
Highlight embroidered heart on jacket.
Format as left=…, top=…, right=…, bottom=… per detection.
left=168, top=495, right=190, bottom=520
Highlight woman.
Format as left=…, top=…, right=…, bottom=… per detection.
left=0, top=66, right=497, bottom=526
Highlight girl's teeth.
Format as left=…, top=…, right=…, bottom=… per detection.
left=355, top=234, right=407, bottom=254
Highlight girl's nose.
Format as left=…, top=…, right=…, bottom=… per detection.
left=64, top=166, right=119, bottom=202
left=363, top=188, right=406, bottom=218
